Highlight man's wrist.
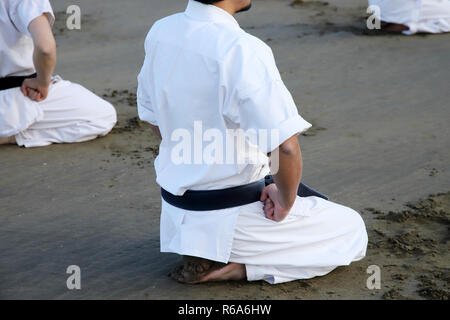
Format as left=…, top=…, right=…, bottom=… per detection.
left=279, top=191, right=296, bottom=211
left=36, top=75, right=51, bottom=86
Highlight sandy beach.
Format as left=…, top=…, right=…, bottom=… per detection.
left=0, top=0, right=449, bottom=299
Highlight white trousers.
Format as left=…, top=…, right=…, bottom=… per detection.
left=369, top=0, right=450, bottom=34
left=0, top=76, right=116, bottom=147
left=229, top=196, right=368, bottom=284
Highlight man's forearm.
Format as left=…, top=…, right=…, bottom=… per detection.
left=29, top=14, right=56, bottom=85
left=33, top=46, right=56, bottom=85
left=271, top=135, right=303, bottom=209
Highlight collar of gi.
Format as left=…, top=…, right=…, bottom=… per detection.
left=185, top=0, right=240, bottom=29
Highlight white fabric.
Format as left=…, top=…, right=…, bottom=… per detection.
left=230, top=197, right=368, bottom=284
left=0, top=76, right=117, bottom=147
left=161, top=199, right=241, bottom=263
left=0, top=0, right=55, bottom=77
left=161, top=194, right=368, bottom=284
left=137, top=0, right=312, bottom=197
left=143, top=0, right=367, bottom=282
left=369, top=0, right=450, bottom=34
left=0, top=87, right=43, bottom=137
left=0, top=0, right=117, bottom=147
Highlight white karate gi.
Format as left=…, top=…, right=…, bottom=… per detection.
left=138, top=0, right=367, bottom=284
left=0, top=0, right=117, bottom=147
left=369, top=0, right=450, bottom=34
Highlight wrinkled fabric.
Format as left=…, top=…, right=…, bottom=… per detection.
left=4, top=77, right=117, bottom=148
left=137, top=0, right=312, bottom=197
left=369, top=0, right=450, bottom=34
left=0, top=0, right=117, bottom=147
left=142, top=1, right=367, bottom=280
left=230, top=196, right=368, bottom=284
left=0, top=0, right=54, bottom=77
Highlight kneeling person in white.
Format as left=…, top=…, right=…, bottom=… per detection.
left=0, top=0, right=117, bottom=147
left=369, top=0, right=450, bottom=34
left=137, top=0, right=368, bottom=284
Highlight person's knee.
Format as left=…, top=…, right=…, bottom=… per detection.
left=340, top=206, right=367, bottom=236
left=87, top=98, right=117, bottom=134
left=66, top=82, right=117, bottom=126
left=73, top=99, right=116, bottom=138
left=347, top=209, right=368, bottom=254
left=99, top=100, right=117, bottom=130
left=102, top=100, right=117, bottom=123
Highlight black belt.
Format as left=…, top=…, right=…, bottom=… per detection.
left=0, top=73, right=37, bottom=91
left=161, top=175, right=328, bottom=211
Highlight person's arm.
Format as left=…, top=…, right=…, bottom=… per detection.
left=20, top=14, right=56, bottom=102
left=260, top=134, right=303, bottom=222
left=224, top=39, right=311, bottom=222
left=137, top=28, right=160, bottom=132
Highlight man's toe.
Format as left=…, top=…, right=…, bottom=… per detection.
left=169, top=265, right=184, bottom=280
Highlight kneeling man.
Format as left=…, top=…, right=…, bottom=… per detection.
left=137, top=0, right=368, bottom=284
left=369, top=0, right=450, bottom=34
left=0, top=0, right=117, bottom=147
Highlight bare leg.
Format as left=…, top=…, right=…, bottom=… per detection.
left=169, top=255, right=246, bottom=284
left=0, top=136, right=16, bottom=145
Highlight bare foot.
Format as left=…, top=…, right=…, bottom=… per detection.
left=196, top=263, right=247, bottom=283
left=169, top=256, right=246, bottom=284
left=169, top=255, right=226, bottom=283
left=382, top=23, right=409, bottom=33
left=0, top=136, right=16, bottom=145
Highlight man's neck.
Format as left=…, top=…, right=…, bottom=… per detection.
left=213, top=3, right=236, bottom=16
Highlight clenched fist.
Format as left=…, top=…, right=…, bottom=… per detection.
left=20, top=78, right=50, bottom=102
left=260, top=183, right=292, bottom=222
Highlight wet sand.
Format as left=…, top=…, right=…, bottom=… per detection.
left=0, top=0, right=449, bottom=299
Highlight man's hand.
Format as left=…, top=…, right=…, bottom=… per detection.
left=262, top=134, right=303, bottom=222
left=20, top=78, right=50, bottom=102
left=260, top=183, right=292, bottom=222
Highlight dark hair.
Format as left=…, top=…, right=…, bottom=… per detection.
left=194, top=0, right=224, bottom=4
